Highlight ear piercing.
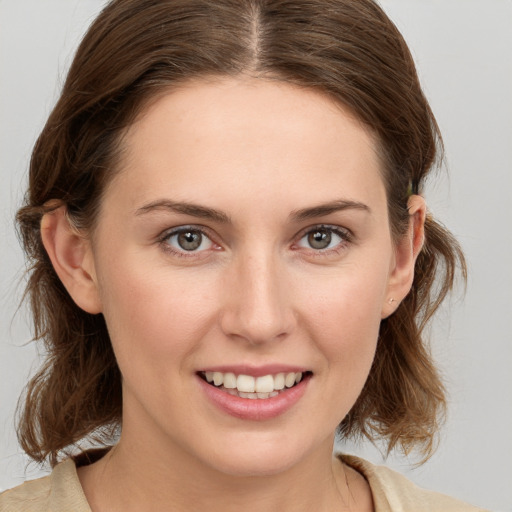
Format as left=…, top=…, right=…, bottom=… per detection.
left=388, top=298, right=396, bottom=304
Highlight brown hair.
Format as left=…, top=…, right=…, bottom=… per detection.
left=16, top=0, right=466, bottom=467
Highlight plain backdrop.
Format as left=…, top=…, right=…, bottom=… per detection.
left=1, top=1, right=511, bottom=510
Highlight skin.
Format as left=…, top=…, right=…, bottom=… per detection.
left=41, top=76, right=425, bottom=512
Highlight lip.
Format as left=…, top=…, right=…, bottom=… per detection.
left=197, top=371, right=311, bottom=421
left=197, top=364, right=309, bottom=377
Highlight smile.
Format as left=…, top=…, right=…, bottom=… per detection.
left=200, top=371, right=307, bottom=399
left=197, top=368, right=312, bottom=420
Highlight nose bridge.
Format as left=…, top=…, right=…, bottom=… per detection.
left=220, top=246, right=294, bottom=344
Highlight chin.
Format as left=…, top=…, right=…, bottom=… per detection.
left=198, top=432, right=318, bottom=478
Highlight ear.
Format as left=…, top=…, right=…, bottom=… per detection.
left=381, top=195, right=426, bottom=318
left=40, top=204, right=102, bottom=314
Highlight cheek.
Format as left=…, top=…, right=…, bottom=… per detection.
left=300, top=259, right=388, bottom=340
left=298, top=261, right=389, bottom=391
left=310, top=296, right=381, bottom=379
left=96, top=256, right=219, bottom=371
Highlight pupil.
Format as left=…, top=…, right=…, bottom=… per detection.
left=308, top=230, right=331, bottom=249
left=178, top=231, right=201, bottom=251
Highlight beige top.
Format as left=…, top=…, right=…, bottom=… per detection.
left=0, top=454, right=489, bottom=512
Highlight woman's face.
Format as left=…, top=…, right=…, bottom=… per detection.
left=86, top=77, right=409, bottom=476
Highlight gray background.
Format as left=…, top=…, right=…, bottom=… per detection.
left=1, top=1, right=511, bottom=510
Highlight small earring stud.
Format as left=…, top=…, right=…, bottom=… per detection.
left=388, top=298, right=396, bottom=304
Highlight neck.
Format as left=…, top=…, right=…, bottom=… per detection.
left=78, top=433, right=353, bottom=512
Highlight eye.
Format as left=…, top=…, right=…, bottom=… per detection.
left=162, top=227, right=214, bottom=253
left=296, top=226, right=349, bottom=251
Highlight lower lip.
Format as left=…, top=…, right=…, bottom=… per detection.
left=197, top=374, right=310, bottom=421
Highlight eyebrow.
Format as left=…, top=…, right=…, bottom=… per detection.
left=134, top=198, right=370, bottom=223
left=135, top=200, right=231, bottom=223
left=290, top=199, right=371, bottom=222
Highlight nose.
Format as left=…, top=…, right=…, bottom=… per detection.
left=219, top=250, right=296, bottom=345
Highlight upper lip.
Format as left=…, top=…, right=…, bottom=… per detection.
left=197, top=364, right=310, bottom=377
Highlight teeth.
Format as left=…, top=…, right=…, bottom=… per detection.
left=274, top=373, right=285, bottom=390
left=285, top=372, right=296, bottom=388
left=255, top=375, right=274, bottom=393
left=223, top=372, right=237, bottom=389
left=202, top=370, right=306, bottom=396
left=237, top=374, right=255, bottom=392
left=213, top=372, right=223, bottom=386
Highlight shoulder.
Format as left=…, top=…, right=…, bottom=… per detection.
left=0, top=459, right=91, bottom=512
left=0, top=472, right=52, bottom=512
left=339, top=454, right=490, bottom=512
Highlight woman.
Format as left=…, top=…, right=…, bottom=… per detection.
left=0, top=0, right=488, bottom=510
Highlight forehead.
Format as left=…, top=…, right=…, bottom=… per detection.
left=108, top=76, right=385, bottom=214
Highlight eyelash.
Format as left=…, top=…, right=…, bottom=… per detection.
left=293, top=224, right=353, bottom=257
left=157, top=225, right=219, bottom=259
left=157, top=224, right=353, bottom=259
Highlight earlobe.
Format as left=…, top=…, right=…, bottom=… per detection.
left=40, top=205, right=102, bottom=314
left=381, top=195, right=426, bottom=318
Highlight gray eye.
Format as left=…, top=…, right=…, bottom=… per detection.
left=307, top=229, right=332, bottom=249
left=296, top=227, right=346, bottom=252
left=177, top=230, right=203, bottom=251
left=163, top=227, right=215, bottom=255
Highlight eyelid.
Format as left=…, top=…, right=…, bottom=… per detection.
left=155, top=223, right=353, bottom=260
left=157, top=224, right=212, bottom=241
left=157, top=224, right=220, bottom=258
left=292, top=224, right=353, bottom=254
left=295, top=224, right=353, bottom=243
